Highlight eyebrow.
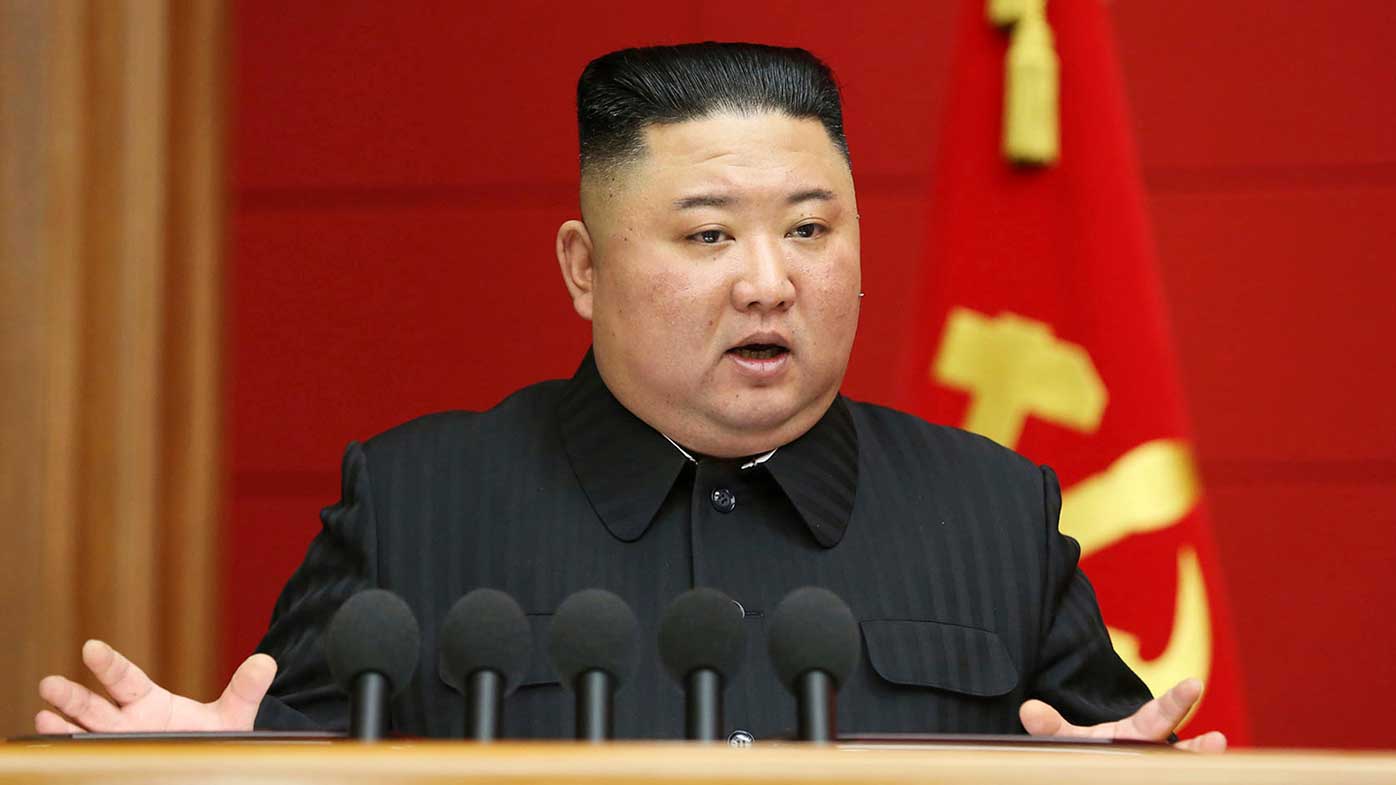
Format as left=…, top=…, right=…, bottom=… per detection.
left=672, top=188, right=838, bottom=211
left=673, top=194, right=734, bottom=210
left=786, top=188, right=836, bottom=205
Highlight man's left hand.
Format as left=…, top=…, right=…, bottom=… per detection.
left=1019, top=678, right=1227, bottom=753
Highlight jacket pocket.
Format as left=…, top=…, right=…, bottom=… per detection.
left=860, top=619, right=1019, bottom=697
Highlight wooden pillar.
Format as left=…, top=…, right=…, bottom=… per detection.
left=161, top=0, right=225, bottom=700
left=0, top=0, right=224, bottom=736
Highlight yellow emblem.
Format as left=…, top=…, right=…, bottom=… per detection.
left=933, top=308, right=1211, bottom=709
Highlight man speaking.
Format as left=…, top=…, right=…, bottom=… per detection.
left=35, top=42, right=1224, bottom=751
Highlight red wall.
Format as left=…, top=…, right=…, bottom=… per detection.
left=1112, top=2, right=1396, bottom=750
left=228, top=1, right=1396, bottom=749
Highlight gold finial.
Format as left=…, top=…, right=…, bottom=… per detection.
left=999, top=0, right=1060, bottom=166
left=987, top=0, right=1029, bottom=28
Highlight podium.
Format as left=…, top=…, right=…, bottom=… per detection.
left=2, top=741, right=1394, bottom=785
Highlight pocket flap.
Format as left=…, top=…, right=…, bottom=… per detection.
left=860, top=619, right=1019, bottom=697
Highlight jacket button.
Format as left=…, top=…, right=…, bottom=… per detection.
left=727, top=729, right=754, bottom=747
left=710, top=488, right=736, bottom=513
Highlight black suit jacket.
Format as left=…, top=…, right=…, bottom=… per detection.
left=254, top=353, right=1151, bottom=739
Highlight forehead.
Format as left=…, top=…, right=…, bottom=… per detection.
left=632, top=112, right=853, bottom=200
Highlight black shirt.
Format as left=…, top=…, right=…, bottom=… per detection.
left=255, top=351, right=1151, bottom=739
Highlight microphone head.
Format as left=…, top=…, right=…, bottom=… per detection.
left=325, top=589, right=421, bottom=697
left=437, top=588, right=532, bottom=695
left=767, top=586, right=860, bottom=692
left=658, top=587, right=747, bottom=684
left=547, top=589, right=639, bottom=689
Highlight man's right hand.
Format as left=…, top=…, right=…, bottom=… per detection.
left=35, top=640, right=276, bottom=734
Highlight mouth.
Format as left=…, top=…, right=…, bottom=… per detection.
left=724, top=333, right=793, bottom=379
left=726, top=343, right=790, bottom=361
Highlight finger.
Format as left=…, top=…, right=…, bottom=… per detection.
left=34, top=709, right=83, bottom=734
left=37, top=675, right=124, bottom=731
left=1124, top=678, right=1203, bottom=740
left=216, top=654, right=277, bottom=721
left=1174, top=731, right=1228, bottom=754
left=82, top=639, right=156, bottom=706
left=1019, top=699, right=1082, bottom=737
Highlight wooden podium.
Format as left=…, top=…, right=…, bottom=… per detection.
left=2, top=741, right=1393, bottom=785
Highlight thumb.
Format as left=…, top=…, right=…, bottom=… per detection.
left=1174, top=730, right=1229, bottom=754
left=214, top=653, right=277, bottom=727
left=1019, top=698, right=1088, bottom=738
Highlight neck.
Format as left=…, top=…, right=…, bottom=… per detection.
left=624, top=393, right=834, bottom=459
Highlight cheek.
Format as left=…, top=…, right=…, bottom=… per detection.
left=637, top=269, right=695, bottom=328
left=603, top=253, right=725, bottom=348
left=802, top=254, right=862, bottom=322
left=650, top=271, right=732, bottom=356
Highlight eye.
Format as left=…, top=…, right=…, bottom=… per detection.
left=787, top=222, right=825, bottom=239
left=689, top=228, right=731, bottom=244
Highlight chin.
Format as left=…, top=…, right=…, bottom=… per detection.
left=712, top=396, right=809, bottom=436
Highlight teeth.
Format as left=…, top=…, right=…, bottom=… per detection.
left=733, top=345, right=785, bottom=360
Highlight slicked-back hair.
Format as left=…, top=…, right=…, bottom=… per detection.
left=576, top=42, right=850, bottom=180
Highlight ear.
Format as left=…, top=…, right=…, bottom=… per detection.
left=556, top=219, right=596, bottom=321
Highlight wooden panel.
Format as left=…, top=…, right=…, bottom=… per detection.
left=2, top=743, right=1396, bottom=784
left=160, top=0, right=227, bottom=700
left=0, top=0, right=225, bottom=736
left=0, top=0, right=73, bottom=741
left=77, top=0, right=169, bottom=676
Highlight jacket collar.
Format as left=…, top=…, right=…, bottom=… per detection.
left=557, top=350, right=858, bottom=548
left=761, top=394, right=859, bottom=547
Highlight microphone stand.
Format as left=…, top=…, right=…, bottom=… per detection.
left=575, top=670, right=614, bottom=742
left=465, top=669, right=503, bottom=742
left=796, top=670, right=835, bottom=743
left=685, top=669, right=722, bottom=742
left=349, top=671, right=390, bottom=742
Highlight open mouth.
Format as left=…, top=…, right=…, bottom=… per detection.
left=727, top=343, right=790, bottom=361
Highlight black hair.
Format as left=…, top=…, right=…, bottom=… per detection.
left=576, top=42, right=849, bottom=178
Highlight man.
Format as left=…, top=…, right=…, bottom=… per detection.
left=36, top=43, right=1225, bottom=751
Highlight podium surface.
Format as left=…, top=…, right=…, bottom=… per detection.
left=2, top=741, right=1394, bottom=785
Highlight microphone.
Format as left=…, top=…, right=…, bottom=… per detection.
left=325, top=589, right=421, bottom=741
left=657, top=588, right=747, bottom=742
left=547, top=589, right=639, bottom=742
left=437, top=588, right=532, bottom=742
left=767, top=586, right=860, bottom=744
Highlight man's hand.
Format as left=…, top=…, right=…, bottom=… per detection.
left=34, top=640, right=276, bottom=734
left=1019, top=678, right=1228, bottom=753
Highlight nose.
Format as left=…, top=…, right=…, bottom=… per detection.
left=731, top=236, right=796, bottom=313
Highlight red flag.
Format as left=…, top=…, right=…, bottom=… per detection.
left=898, top=0, right=1249, bottom=741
